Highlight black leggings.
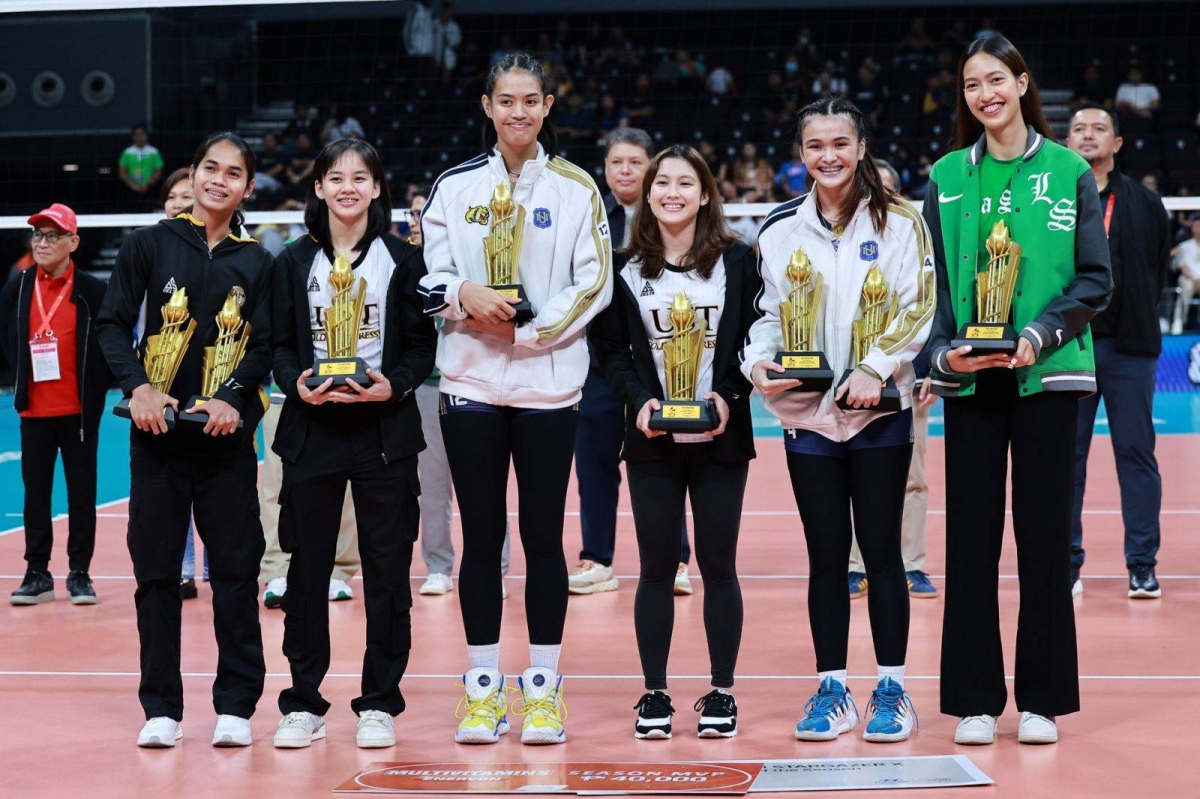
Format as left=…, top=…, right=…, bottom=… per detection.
left=440, top=400, right=579, bottom=646
left=787, top=442, right=912, bottom=672
left=627, top=445, right=747, bottom=690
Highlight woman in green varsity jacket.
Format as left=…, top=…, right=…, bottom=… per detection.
left=921, top=36, right=1112, bottom=748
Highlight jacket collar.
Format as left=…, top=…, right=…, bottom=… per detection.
left=487, top=143, right=548, bottom=186
left=968, top=124, right=1045, bottom=166
left=796, top=191, right=872, bottom=239
left=162, top=213, right=257, bottom=255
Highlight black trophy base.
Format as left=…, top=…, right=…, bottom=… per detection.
left=178, top=395, right=245, bottom=429
left=649, top=399, right=718, bottom=432
left=768, top=350, right=835, bottom=392
left=113, top=397, right=177, bottom=429
left=835, top=370, right=903, bottom=413
left=952, top=322, right=1018, bottom=356
left=489, top=283, right=534, bottom=323
left=306, top=357, right=370, bottom=389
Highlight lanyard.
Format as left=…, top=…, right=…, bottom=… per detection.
left=33, top=273, right=73, bottom=339
left=1103, top=191, right=1116, bottom=238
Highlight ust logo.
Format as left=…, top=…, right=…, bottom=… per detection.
left=859, top=241, right=879, bottom=262
left=465, top=206, right=490, bottom=225
left=533, top=208, right=552, bottom=229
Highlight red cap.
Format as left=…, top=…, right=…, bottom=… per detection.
left=27, top=203, right=78, bottom=235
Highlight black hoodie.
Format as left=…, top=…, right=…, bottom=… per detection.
left=96, top=215, right=274, bottom=458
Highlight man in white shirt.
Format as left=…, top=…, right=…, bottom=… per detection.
left=1173, top=217, right=1200, bottom=334
left=1116, top=67, right=1161, bottom=118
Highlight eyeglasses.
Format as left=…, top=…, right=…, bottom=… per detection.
left=31, top=230, right=72, bottom=244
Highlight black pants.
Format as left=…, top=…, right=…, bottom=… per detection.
left=277, top=415, right=419, bottom=717
left=627, top=445, right=747, bottom=690
left=441, top=398, right=578, bottom=646
left=941, top=369, right=1080, bottom=718
left=20, top=415, right=97, bottom=573
left=787, top=443, right=912, bottom=672
left=1072, top=337, right=1162, bottom=568
left=127, top=439, right=265, bottom=721
left=575, top=367, right=691, bottom=566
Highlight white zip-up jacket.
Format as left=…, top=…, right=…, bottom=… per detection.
left=739, top=192, right=936, bottom=441
left=419, top=145, right=613, bottom=408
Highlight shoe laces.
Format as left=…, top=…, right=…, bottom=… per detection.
left=1131, top=564, right=1153, bottom=581
left=866, top=680, right=918, bottom=733
left=455, top=683, right=506, bottom=723
left=961, top=714, right=994, bottom=727
left=281, top=711, right=314, bottom=727
left=574, top=559, right=596, bottom=573
left=512, top=683, right=568, bottom=724
left=359, top=710, right=391, bottom=726
left=694, top=689, right=735, bottom=717
left=803, top=679, right=854, bottom=720
left=634, top=691, right=675, bottom=717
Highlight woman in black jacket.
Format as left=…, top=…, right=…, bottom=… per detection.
left=269, top=138, right=436, bottom=750
left=590, top=144, right=760, bottom=740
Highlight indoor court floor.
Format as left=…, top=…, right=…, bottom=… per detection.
left=1, top=390, right=1197, bottom=797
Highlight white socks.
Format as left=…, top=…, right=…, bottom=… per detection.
left=879, top=665, right=906, bottom=687
left=467, top=643, right=500, bottom=671
left=818, top=669, right=848, bottom=689
left=529, top=644, right=562, bottom=673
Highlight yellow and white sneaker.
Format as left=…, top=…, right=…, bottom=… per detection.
left=455, top=668, right=510, bottom=744
left=516, top=667, right=567, bottom=745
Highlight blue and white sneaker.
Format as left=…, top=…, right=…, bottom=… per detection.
left=906, top=570, right=938, bottom=598
left=863, top=677, right=918, bottom=742
left=795, top=678, right=859, bottom=741
left=848, top=572, right=868, bottom=599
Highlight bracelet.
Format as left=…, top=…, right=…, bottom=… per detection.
left=856, top=363, right=883, bottom=381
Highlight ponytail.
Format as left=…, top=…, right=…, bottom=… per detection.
left=796, top=96, right=892, bottom=234
left=482, top=52, right=559, bottom=157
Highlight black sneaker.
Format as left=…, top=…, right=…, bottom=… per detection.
left=180, top=578, right=198, bottom=601
left=695, top=689, right=738, bottom=738
left=66, top=571, right=97, bottom=605
left=1070, top=565, right=1082, bottom=597
left=633, top=691, right=674, bottom=739
left=1128, top=565, right=1161, bottom=599
left=10, top=570, right=54, bottom=605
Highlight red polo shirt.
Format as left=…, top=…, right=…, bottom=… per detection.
left=20, top=261, right=82, bottom=418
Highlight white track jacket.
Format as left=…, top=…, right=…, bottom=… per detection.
left=739, top=193, right=936, bottom=441
left=419, top=146, right=613, bottom=408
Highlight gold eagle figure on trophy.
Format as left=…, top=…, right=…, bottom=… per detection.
left=780, top=246, right=823, bottom=352
left=851, top=265, right=898, bottom=365
left=200, top=290, right=252, bottom=397
left=145, top=288, right=198, bottom=393
left=325, top=253, right=368, bottom=358
left=663, top=291, right=708, bottom=402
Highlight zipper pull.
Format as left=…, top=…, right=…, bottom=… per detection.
left=80, top=428, right=84, bottom=443
left=381, top=452, right=389, bottom=465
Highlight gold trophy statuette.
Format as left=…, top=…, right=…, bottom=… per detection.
left=114, top=288, right=198, bottom=425
left=770, top=246, right=834, bottom=391
left=951, top=219, right=1021, bottom=355
left=836, top=265, right=902, bottom=412
left=481, top=180, right=533, bottom=322
left=179, top=289, right=252, bottom=428
left=649, top=291, right=718, bottom=432
left=306, top=253, right=370, bottom=389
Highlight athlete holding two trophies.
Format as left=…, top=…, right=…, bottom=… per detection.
left=97, top=132, right=274, bottom=749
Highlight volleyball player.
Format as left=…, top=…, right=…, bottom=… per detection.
left=924, top=36, right=1111, bottom=746
left=269, top=138, right=435, bottom=749
left=743, top=98, right=936, bottom=743
left=418, top=52, right=612, bottom=746
left=97, top=132, right=273, bottom=748
left=589, top=144, right=759, bottom=739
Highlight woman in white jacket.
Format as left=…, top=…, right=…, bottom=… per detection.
left=741, top=97, right=936, bottom=744
left=418, top=52, right=612, bottom=747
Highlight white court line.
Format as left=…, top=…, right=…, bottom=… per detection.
left=0, top=670, right=1197, bottom=681
left=0, top=496, right=130, bottom=538
left=4, top=573, right=1200, bottom=581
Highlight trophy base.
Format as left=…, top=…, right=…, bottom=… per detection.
left=768, top=351, right=834, bottom=392
left=113, top=397, right=178, bottom=429
left=649, top=399, right=718, bottom=432
left=835, top=370, right=902, bottom=413
left=489, top=283, right=534, bottom=323
left=177, top=395, right=245, bottom=429
left=952, top=322, right=1018, bottom=356
left=306, top=357, right=370, bottom=389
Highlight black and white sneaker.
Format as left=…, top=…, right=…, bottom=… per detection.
left=633, top=691, right=674, bottom=739
left=1128, top=565, right=1161, bottom=599
left=67, top=571, right=97, bottom=605
left=10, top=570, right=54, bottom=605
left=695, top=689, right=738, bottom=738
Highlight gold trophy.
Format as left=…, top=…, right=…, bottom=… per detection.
left=951, top=219, right=1020, bottom=355
left=306, top=253, right=370, bottom=389
left=768, top=246, right=835, bottom=391
left=836, top=265, right=902, bottom=412
left=178, top=289, right=251, bottom=428
left=482, top=180, right=533, bottom=322
left=114, top=288, right=198, bottom=427
left=649, top=291, right=718, bottom=432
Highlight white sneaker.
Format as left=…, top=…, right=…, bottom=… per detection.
left=328, top=578, right=353, bottom=601
left=954, top=714, right=998, bottom=745
left=1171, top=319, right=1184, bottom=336
left=501, top=579, right=508, bottom=600
left=674, top=563, right=693, bottom=596
left=138, top=717, right=182, bottom=748
left=356, top=710, right=396, bottom=748
left=263, top=577, right=286, bottom=609
left=568, top=560, right=618, bottom=595
left=518, top=667, right=567, bottom=745
left=455, top=667, right=510, bottom=744
left=420, top=573, right=454, bottom=596
left=1072, top=578, right=1083, bottom=597
left=273, top=712, right=326, bottom=748
left=212, top=714, right=252, bottom=747
left=1018, top=712, right=1058, bottom=744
